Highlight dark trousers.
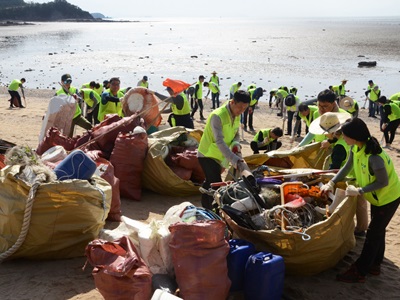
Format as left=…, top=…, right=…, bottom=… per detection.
left=383, top=119, right=400, bottom=144
left=198, top=157, right=222, bottom=209
left=287, top=111, right=301, bottom=135
left=168, top=113, right=194, bottom=129
left=369, top=100, right=378, bottom=117
left=191, top=99, right=204, bottom=118
left=250, top=140, right=282, bottom=154
left=211, top=92, right=220, bottom=109
left=69, top=114, right=93, bottom=137
left=87, top=105, right=100, bottom=125
left=8, top=90, right=22, bottom=107
left=355, top=197, right=400, bottom=275
left=242, top=105, right=255, bottom=128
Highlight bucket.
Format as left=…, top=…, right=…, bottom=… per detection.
left=227, top=239, right=256, bottom=292
left=54, top=149, right=96, bottom=180
left=244, top=252, right=285, bottom=300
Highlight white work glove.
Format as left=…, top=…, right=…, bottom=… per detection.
left=320, top=180, right=335, bottom=194
left=345, top=185, right=361, bottom=196
left=236, top=160, right=247, bottom=173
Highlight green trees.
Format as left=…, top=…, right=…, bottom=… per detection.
left=0, top=0, right=94, bottom=21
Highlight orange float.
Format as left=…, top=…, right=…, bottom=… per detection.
left=122, top=87, right=162, bottom=128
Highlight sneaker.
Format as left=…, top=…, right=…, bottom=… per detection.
left=354, top=230, right=366, bottom=237
left=336, top=264, right=366, bottom=283
left=243, top=126, right=248, bottom=131
left=200, top=116, right=206, bottom=121
left=383, top=144, right=392, bottom=149
left=277, top=113, right=282, bottom=117
left=368, top=264, right=381, bottom=276
left=371, top=116, right=377, bottom=119
left=249, top=127, right=255, bottom=132
left=285, top=133, right=291, bottom=136
left=20, top=105, right=25, bottom=108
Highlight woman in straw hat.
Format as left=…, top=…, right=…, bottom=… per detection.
left=339, top=97, right=359, bottom=118
left=321, top=118, right=400, bottom=283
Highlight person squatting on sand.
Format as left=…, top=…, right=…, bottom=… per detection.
left=197, top=90, right=254, bottom=209
left=8, top=78, right=26, bottom=108
left=55, top=74, right=92, bottom=137
left=376, top=96, right=400, bottom=150
left=165, top=87, right=194, bottom=129
left=250, top=127, right=283, bottom=154
left=98, top=77, right=124, bottom=122
left=320, top=118, right=400, bottom=283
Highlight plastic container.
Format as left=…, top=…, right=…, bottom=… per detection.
left=227, top=239, right=256, bottom=292
left=151, top=289, right=182, bottom=300
left=54, top=149, right=96, bottom=180
left=244, top=252, right=285, bottom=300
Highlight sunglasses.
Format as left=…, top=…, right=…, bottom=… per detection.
left=63, top=80, right=72, bottom=84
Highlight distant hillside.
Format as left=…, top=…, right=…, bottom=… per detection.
left=0, top=0, right=94, bottom=21
left=91, top=12, right=106, bottom=19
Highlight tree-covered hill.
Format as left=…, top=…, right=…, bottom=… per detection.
left=0, top=0, right=94, bottom=21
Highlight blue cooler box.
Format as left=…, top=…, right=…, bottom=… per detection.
left=244, top=252, right=285, bottom=300
left=227, top=239, right=256, bottom=292
left=54, top=149, right=96, bottom=180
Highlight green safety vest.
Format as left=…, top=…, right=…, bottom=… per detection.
left=230, top=83, right=240, bottom=95
left=139, top=81, right=149, bottom=88
left=368, top=85, right=380, bottom=101
left=352, top=145, right=400, bottom=206
left=210, top=75, right=219, bottom=85
left=389, top=92, right=400, bottom=101
left=56, top=86, right=81, bottom=118
left=248, top=88, right=258, bottom=106
left=195, top=81, right=203, bottom=99
left=253, top=129, right=275, bottom=147
left=98, top=90, right=124, bottom=121
left=171, top=93, right=191, bottom=116
left=209, top=82, right=219, bottom=94
left=345, top=99, right=358, bottom=114
left=9, top=79, right=22, bottom=91
left=276, top=89, right=288, bottom=99
left=300, top=105, right=318, bottom=127
left=198, top=103, right=240, bottom=168
left=384, top=103, right=400, bottom=122
left=331, top=86, right=339, bottom=95
left=81, top=88, right=101, bottom=108
left=338, top=84, right=346, bottom=96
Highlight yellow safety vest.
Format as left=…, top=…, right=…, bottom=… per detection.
left=98, top=90, right=124, bottom=121
left=171, top=93, right=191, bottom=116
left=352, top=145, right=400, bottom=206
left=198, top=103, right=240, bottom=168
left=9, top=79, right=22, bottom=91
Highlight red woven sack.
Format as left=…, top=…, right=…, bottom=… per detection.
left=36, top=127, right=77, bottom=155
left=169, top=221, right=231, bottom=300
left=94, top=157, right=122, bottom=222
left=85, top=236, right=152, bottom=300
left=110, top=129, right=148, bottom=201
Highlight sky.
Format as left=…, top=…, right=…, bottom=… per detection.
left=32, top=0, right=400, bottom=19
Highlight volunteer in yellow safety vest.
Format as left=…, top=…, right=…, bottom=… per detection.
left=210, top=71, right=219, bottom=85
left=165, top=87, right=194, bottom=129
left=229, top=82, right=242, bottom=99
left=242, top=87, right=263, bottom=132
left=137, top=76, right=149, bottom=88
left=8, top=78, right=26, bottom=108
left=270, top=87, right=288, bottom=116
left=79, top=88, right=101, bottom=125
left=389, top=92, right=400, bottom=102
left=190, top=75, right=206, bottom=120
left=284, top=94, right=302, bottom=137
left=81, top=81, right=103, bottom=96
left=339, top=97, right=359, bottom=118
left=250, top=127, right=283, bottom=154
left=321, top=117, right=400, bottom=283
left=298, top=89, right=350, bottom=146
left=205, top=81, right=220, bottom=109
left=377, top=96, right=400, bottom=149
left=98, top=77, right=124, bottom=122
left=197, top=90, right=252, bottom=209
left=365, top=80, right=380, bottom=118
left=56, top=74, right=93, bottom=137
left=298, top=103, right=318, bottom=133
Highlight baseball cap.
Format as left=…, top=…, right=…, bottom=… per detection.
left=61, top=74, right=72, bottom=82
left=143, top=76, right=148, bottom=81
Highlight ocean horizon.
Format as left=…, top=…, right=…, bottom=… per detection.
left=1, top=16, right=400, bottom=101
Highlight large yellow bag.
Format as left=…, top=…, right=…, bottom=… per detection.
left=142, top=127, right=203, bottom=196
left=0, top=165, right=112, bottom=260
left=223, top=143, right=356, bottom=275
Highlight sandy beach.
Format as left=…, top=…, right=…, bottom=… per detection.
left=1, top=87, right=400, bottom=300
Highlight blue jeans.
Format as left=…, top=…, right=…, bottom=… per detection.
left=369, top=100, right=377, bottom=117
left=211, top=92, right=220, bottom=109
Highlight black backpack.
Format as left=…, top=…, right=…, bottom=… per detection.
left=284, top=94, right=296, bottom=106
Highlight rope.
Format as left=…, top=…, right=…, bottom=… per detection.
left=0, top=181, right=41, bottom=262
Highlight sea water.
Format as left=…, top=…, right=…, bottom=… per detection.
left=0, top=17, right=399, bottom=101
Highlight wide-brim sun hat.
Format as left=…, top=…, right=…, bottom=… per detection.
left=309, top=112, right=350, bottom=135
left=339, top=97, right=354, bottom=110
left=211, top=71, right=217, bottom=74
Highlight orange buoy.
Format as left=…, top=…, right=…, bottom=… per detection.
left=122, top=87, right=162, bottom=128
